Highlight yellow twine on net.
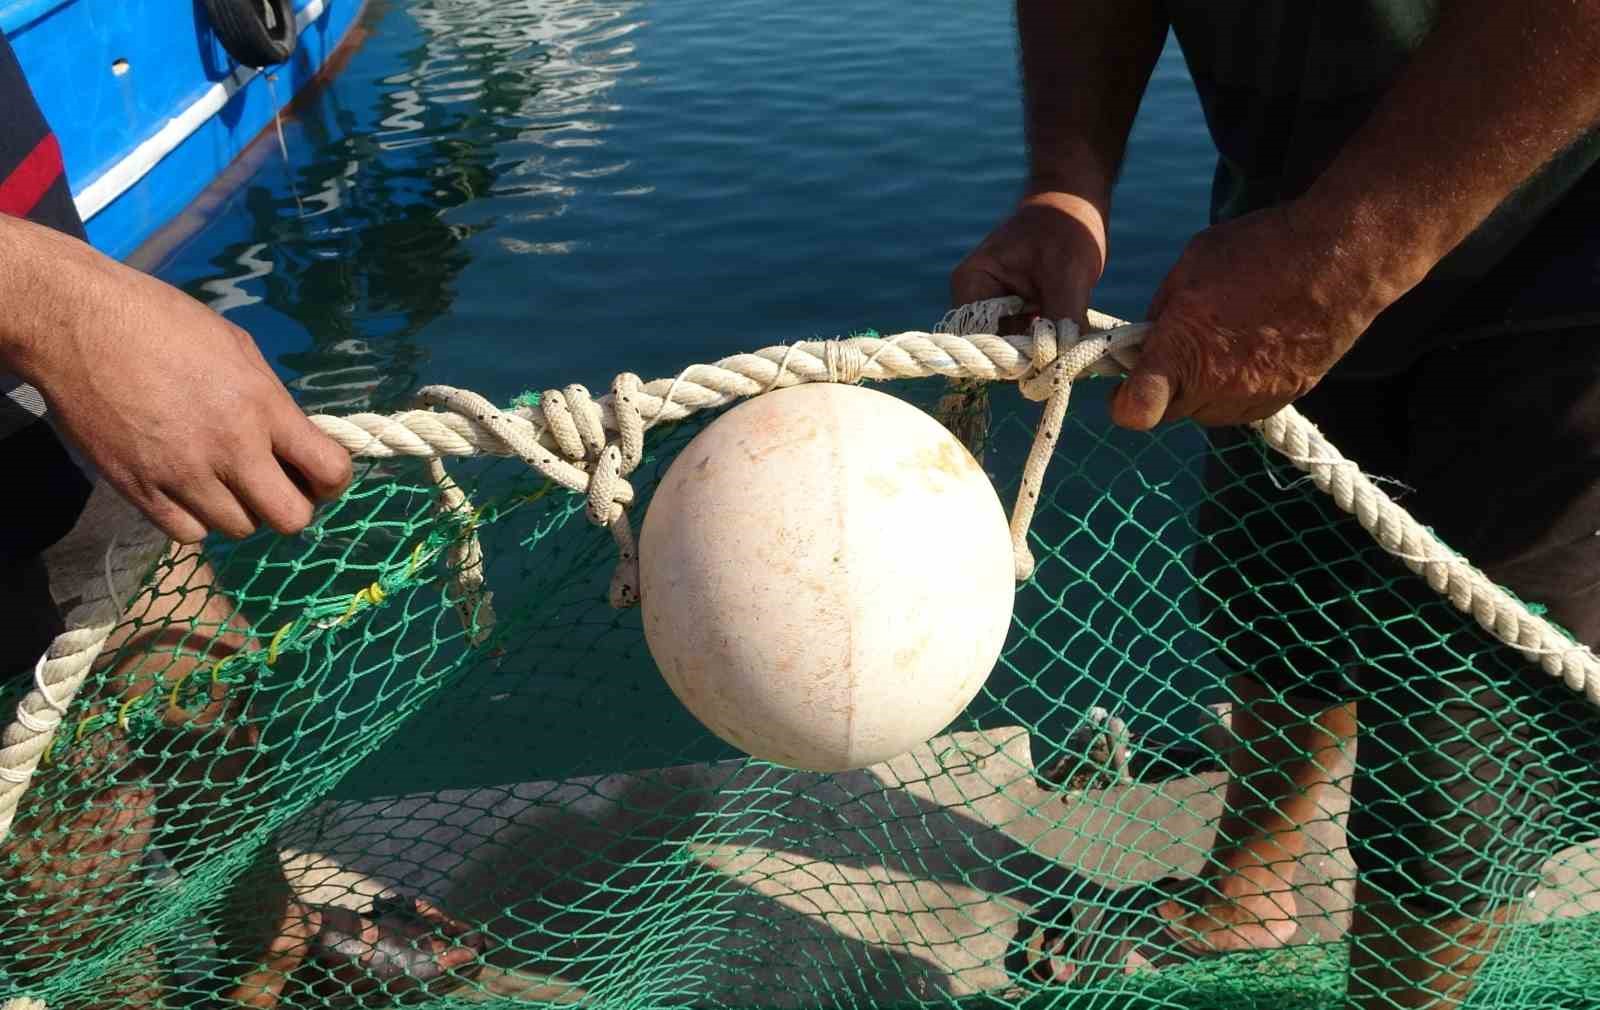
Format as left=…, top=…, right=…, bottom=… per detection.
left=336, top=582, right=388, bottom=627
left=266, top=624, right=293, bottom=666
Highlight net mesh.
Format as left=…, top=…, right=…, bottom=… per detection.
left=5, top=336, right=1599, bottom=1010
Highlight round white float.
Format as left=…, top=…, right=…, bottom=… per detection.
left=639, top=382, right=1016, bottom=772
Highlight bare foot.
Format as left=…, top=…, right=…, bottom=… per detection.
left=1018, top=873, right=1300, bottom=986
left=1156, top=852, right=1306, bottom=954
left=225, top=898, right=321, bottom=1008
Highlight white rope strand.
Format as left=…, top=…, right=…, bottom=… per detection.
left=0, top=623, right=116, bottom=838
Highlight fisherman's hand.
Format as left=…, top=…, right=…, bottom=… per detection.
left=951, top=191, right=1109, bottom=325
left=1, top=217, right=351, bottom=543
left=1111, top=203, right=1398, bottom=430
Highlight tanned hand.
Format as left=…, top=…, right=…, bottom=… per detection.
left=1110, top=202, right=1397, bottom=431
left=1, top=215, right=352, bottom=544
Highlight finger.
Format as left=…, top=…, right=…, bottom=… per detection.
left=229, top=458, right=317, bottom=537
left=951, top=257, right=1031, bottom=309
left=1145, top=274, right=1175, bottom=323
left=133, top=486, right=209, bottom=545
left=1109, top=369, right=1176, bottom=432
left=1190, top=397, right=1282, bottom=428
left=220, top=320, right=337, bottom=506
left=1108, top=324, right=1186, bottom=431
left=1034, top=288, right=1089, bottom=328
left=997, top=312, right=1039, bottom=337
left=1033, top=263, right=1094, bottom=325
left=225, top=318, right=282, bottom=379
left=275, top=413, right=353, bottom=503
left=168, top=478, right=258, bottom=541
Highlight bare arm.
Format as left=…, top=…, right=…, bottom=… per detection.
left=1017, top=0, right=1168, bottom=205
left=1114, top=1, right=1600, bottom=430
left=0, top=213, right=351, bottom=542
left=951, top=0, right=1167, bottom=322
left=1305, top=0, right=1600, bottom=303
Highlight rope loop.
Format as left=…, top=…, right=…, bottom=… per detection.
left=602, top=372, right=647, bottom=606
left=1031, top=317, right=1060, bottom=368
left=1017, top=317, right=1071, bottom=402
left=571, top=384, right=610, bottom=460
left=611, top=372, right=646, bottom=471
left=540, top=386, right=585, bottom=462
left=586, top=447, right=628, bottom=527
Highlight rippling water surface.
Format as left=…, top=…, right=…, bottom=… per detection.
left=153, top=0, right=1214, bottom=410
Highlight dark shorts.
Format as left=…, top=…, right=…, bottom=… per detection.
left=1, top=421, right=92, bottom=677
left=1199, top=327, right=1600, bottom=916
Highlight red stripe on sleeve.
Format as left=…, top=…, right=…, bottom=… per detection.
left=0, top=133, right=64, bottom=218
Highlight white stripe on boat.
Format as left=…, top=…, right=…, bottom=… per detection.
left=74, top=0, right=329, bottom=222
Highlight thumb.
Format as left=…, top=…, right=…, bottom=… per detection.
left=1109, top=324, right=1182, bottom=431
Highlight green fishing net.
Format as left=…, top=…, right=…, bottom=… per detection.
left=4, top=324, right=1598, bottom=1010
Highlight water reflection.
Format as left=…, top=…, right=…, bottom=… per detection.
left=176, top=0, right=646, bottom=415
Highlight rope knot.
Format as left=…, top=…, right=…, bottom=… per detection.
left=543, top=374, right=647, bottom=607
left=412, top=378, right=649, bottom=611
left=1018, top=317, right=1078, bottom=402
left=535, top=376, right=647, bottom=526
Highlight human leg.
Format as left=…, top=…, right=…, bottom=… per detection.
left=1343, top=623, right=1597, bottom=1010
left=3, top=479, right=484, bottom=1008
left=1153, top=391, right=1400, bottom=955
left=1016, top=386, right=1384, bottom=982
left=108, top=544, right=485, bottom=1008
left=1158, top=677, right=1355, bottom=952
left=1339, top=327, right=1600, bottom=1008
left=1016, top=684, right=1359, bottom=983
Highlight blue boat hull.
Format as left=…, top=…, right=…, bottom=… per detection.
left=3, top=0, right=366, bottom=262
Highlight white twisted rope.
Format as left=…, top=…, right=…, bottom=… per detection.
left=1253, top=408, right=1600, bottom=699
left=6, top=297, right=1598, bottom=851
left=0, top=624, right=116, bottom=841
left=305, top=296, right=1600, bottom=704
left=312, top=335, right=1041, bottom=460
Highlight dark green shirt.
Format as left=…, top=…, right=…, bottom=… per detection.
left=1166, top=1, right=1600, bottom=376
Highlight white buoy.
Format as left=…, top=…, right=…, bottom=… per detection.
left=639, top=382, right=1016, bottom=772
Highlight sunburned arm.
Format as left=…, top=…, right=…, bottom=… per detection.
left=1109, top=2, right=1600, bottom=431
left=1017, top=0, right=1168, bottom=210
left=1300, top=0, right=1600, bottom=308
left=950, top=1, right=1167, bottom=322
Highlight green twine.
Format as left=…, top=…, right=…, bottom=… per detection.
left=46, top=512, right=484, bottom=766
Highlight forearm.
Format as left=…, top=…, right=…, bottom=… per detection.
left=1017, top=0, right=1168, bottom=208
left=1299, top=0, right=1600, bottom=307
left=0, top=212, right=104, bottom=384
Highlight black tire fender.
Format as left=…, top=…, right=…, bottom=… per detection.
left=202, top=0, right=297, bottom=68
